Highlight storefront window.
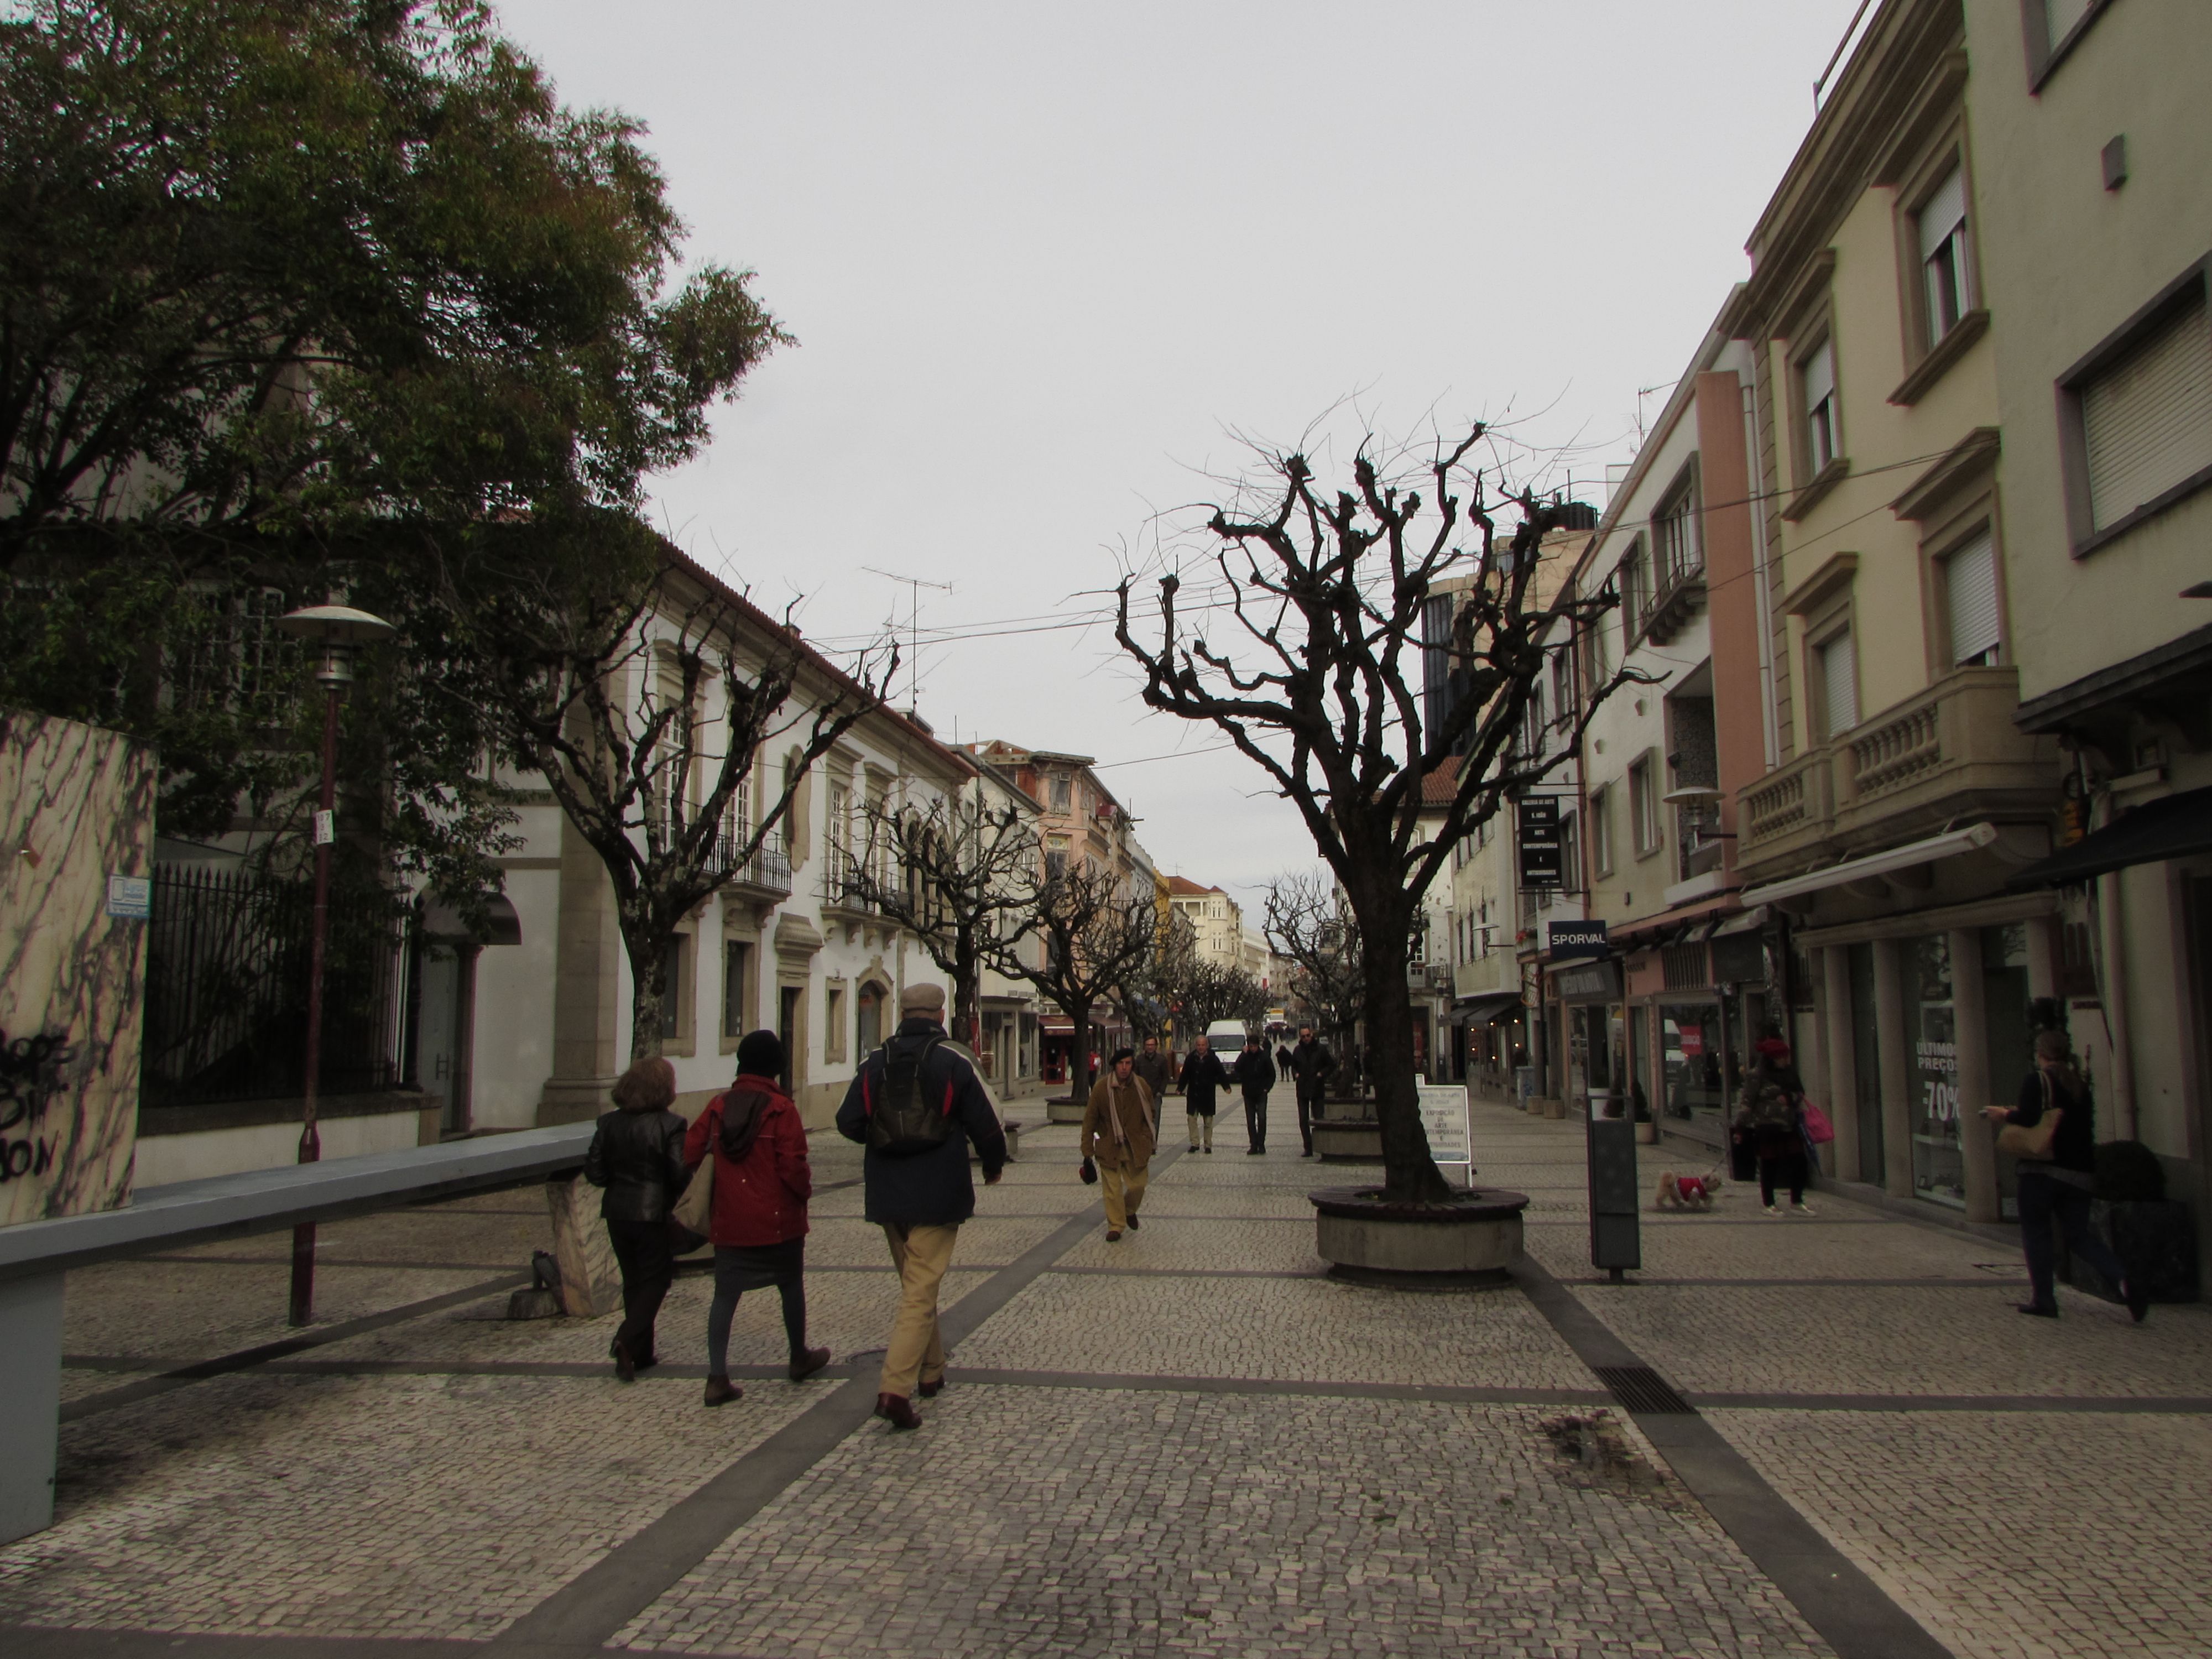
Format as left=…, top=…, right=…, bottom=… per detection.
left=1909, top=933, right=1965, bottom=1208
left=1982, top=925, right=2033, bottom=1220
left=1660, top=1001, right=1726, bottom=1119
left=1626, top=1005, right=1650, bottom=1119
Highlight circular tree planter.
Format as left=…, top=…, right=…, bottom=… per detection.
left=1312, top=1121, right=1384, bottom=1162
left=1046, top=1097, right=1087, bottom=1125
left=1308, top=1185, right=1529, bottom=1286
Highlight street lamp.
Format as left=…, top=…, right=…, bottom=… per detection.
left=273, top=604, right=396, bottom=1327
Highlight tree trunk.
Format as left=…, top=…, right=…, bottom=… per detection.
left=1068, top=998, right=1093, bottom=1104
left=620, top=907, right=670, bottom=1064
left=1358, top=914, right=1451, bottom=1203
left=952, top=931, right=981, bottom=1049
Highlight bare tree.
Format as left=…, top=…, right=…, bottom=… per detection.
left=1117, top=425, right=1640, bottom=1201
left=1171, top=954, right=1269, bottom=1039
left=995, top=860, right=1158, bottom=1101
left=451, top=531, right=893, bottom=1060
left=1264, top=872, right=1364, bottom=1057
left=1112, top=907, right=1195, bottom=1048
left=850, top=781, right=1040, bottom=1046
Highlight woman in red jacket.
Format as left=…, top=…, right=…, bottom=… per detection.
left=682, top=1030, right=831, bottom=1406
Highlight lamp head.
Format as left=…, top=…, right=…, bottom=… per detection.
left=275, top=605, right=395, bottom=687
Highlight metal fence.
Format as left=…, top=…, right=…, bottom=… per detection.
left=142, top=864, right=403, bottom=1109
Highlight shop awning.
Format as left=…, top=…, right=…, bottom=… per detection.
left=1450, top=992, right=1521, bottom=1025
left=1040, top=1017, right=1074, bottom=1036
left=1739, top=822, right=1999, bottom=909
left=2007, top=786, right=2212, bottom=889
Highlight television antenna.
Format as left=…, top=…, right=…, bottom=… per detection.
left=862, top=566, right=952, bottom=714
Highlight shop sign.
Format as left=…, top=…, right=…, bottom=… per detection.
left=1517, top=797, right=1562, bottom=885
left=1546, top=920, right=1608, bottom=961
left=1553, top=961, right=1621, bottom=1004
left=1916, top=1038, right=1960, bottom=1121
left=1418, top=1083, right=1472, bottom=1183
left=1678, top=1028, right=1705, bottom=1057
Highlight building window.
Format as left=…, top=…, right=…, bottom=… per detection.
left=1551, top=651, right=1575, bottom=728
left=1589, top=785, right=1614, bottom=877
left=722, top=940, right=752, bottom=1040
left=1559, top=812, right=1580, bottom=896
left=1049, top=773, right=1071, bottom=811
left=1619, top=541, right=1647, bottom=637
left=1817, top=629, right=1860, bottom=738
left=1943, top=530, right=2001, bottom=667
left=857, top=983, right=883, bottom=1055
left=1802, top=338, right=1840, bottom=475
left=1916, top=165, right=1973, bottom=347
left=825, top=982, right=847, bottom=1063
left=2074, top=286, right=2212, bottom=536
left=1045, top=834, right=1069, bottom=880
left=1652, top=477, right=1702, bottom=591
left=1629, top=755, right=1660, bottom=856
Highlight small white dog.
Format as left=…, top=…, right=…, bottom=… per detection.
left=1653, top=1168, right=1725, bottom=1213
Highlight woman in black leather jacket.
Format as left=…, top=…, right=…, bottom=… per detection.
left=585, top=1057, right=690, bottom=1379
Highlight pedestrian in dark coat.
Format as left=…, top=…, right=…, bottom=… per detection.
left=835, top=983, right=1008, bottom=1431
left=1981, top=1030, right=2146, bottom=1322
left=682, top=1031, right=830, bottom=1407
left=1733, top=1039, right=1813, bottom=1214
left=1133, top=1036, right=1175, bottom=1102
left=584, top=1057, right=688, bottom=1381
left=1178, top=1034, right=1231, bottom=1154
left=1286, top=1026, right=1335, bottom=1157
left=1232, top=1035, right=1276, bottom=1154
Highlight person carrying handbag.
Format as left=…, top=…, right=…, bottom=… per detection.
left=1980, top=1030, right=2146, bottom=1322
left=1734, top=1037, right=1815, bottom=1215
left=681, top=1031, right=831, bottom=1406
left=585, top=1057, right=690, bottom=1381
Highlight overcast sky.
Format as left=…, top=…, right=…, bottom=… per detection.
left=495, top=0, right=1867, bottom=922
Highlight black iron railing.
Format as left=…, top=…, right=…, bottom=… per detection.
left=142, top=864, right=402, bottom=1108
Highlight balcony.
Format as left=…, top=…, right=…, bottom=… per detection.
left=820, top=858, right=884, bottom=922
left=1734, top=665, right=2059, bottom=884
left=1453, top=951, right=1514, bottom=1000
left=711, top=833, right=793, bottom=900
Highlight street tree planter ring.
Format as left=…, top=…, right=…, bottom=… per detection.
left=1308, top=1185, right=1529, bottom=1285
left=1312, top=1121, right=1384, bottom=1162
left=1046, top=1097, right=1087, bottom=1125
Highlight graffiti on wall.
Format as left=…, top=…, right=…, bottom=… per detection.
left=0, top=1030, right=76, bottom=1182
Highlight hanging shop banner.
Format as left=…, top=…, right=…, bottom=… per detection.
left=1552, top=961, right=1621, bottom=1004
left=1517, top=797, right=1562, bottom=885
left=1418, top=1082, right=1472, bottom=1186
left=1546, top=920, right=1608, bottom=962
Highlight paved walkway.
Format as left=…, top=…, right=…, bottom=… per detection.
left=4, top=1097, right=2209, bottom=1657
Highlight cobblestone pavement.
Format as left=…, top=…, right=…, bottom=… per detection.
left=3, top=1095, right=2207, bottom=1658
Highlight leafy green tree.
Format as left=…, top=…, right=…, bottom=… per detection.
left=0, top=0, right=782, bottom=890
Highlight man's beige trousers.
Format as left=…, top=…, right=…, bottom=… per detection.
left=1186, top=1110, right=1213, bottom=1151
left=1100, top=1161, right=1149, bottom=1230
left=879, top=1221, right=958, bottom=1398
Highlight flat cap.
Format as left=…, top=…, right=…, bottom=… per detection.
left=899, top=982, right=947, bottom=1015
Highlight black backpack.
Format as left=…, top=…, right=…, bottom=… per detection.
left=864, top=1031, right=954, bottom=1156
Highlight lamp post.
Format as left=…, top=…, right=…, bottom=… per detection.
left=273, top=604, right=396, bottom=1327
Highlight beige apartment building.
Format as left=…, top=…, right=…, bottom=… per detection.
left=1957, top=0, right=2212, bottom=1254
left=1166, top=876, right=1247, bottom=971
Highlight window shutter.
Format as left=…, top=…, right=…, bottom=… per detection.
left=2083, top=291, right=2212, bottom=532
left=1944, top=532, right=2000, bottom=666
left=1918, top=168, right=1965, bottom=264
left=1820, top=632, right=1859, bottom=737
left=1802, top=341, right=1835, bottom=412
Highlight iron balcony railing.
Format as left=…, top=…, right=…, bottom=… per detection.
left=712, top=831, right=793, bottom=896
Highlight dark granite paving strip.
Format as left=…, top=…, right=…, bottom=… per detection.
left=483, top=1153, right=1183, bottom=1656
left=1692, top=1391, right=2212, bottom=1415
left=1556, top=1276, right=2025, bottom=1288
left=59, top=1274, right=526, bottom=1423
left=5, top=1631, right=477, bottom=1658
left=1513, top=1255, right=1957, bottom=1659
left=1523, top=1217, right=1892, bottom=1227
left=138, top=1255, right=538, bottom=1271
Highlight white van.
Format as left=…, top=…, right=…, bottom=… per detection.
left=1202, top=1019, right=1256, bottom=1053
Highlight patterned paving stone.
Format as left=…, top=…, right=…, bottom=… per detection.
left=1053, top=1216, right=1326, bottom=1275
left=953, top=1271, right=1593, bottom=1389
left=0, top=1372, right=817, bottom=1642
left=1713, top=1408, right=2212, bottom=1659
left=613, top=1387, right=1831, bottom=1658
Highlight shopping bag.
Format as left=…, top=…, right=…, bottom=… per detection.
left=1801, top=1100, right=1835, bottom=1145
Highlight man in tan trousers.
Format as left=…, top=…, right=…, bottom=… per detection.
left=834, top=983, right=1007, bottom=1430
left=1082, top=1046, right=1156, bottom=1241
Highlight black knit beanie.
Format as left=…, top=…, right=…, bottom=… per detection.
left=735, top=1029, right=785, bottom=1080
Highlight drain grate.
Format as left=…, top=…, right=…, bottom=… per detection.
left=1594, top=1364, right=1694, bottom=1415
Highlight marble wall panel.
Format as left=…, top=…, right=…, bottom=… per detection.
left=1, top=708, right=154, bottom=1226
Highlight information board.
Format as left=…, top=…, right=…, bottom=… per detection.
left=1418, top=1082, right=1472, bottom=1186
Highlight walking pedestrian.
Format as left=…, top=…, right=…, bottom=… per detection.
left=1178, top=1032, right=1230, bottom=1154
left=1286, top=1025, right=1335, bottom=1158
left=1084, top=1047, right=1157, bottom=1239
left=1981, top=1030, right=2146, bottom=1322
left=585, top=1057, right=689, bottom=1381
left=836, top=983, right=1008, bottom=1431
left=1232, top=1033, right=1276, bottom=1155
left=1734, top=1037, right=1814, bottom=1215
left=683, top=1032, right=830, bottom=1407
left=1134, top=1036, right=1175, bottom=1104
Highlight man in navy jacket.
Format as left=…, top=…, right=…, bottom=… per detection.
left=836, top=983, right=1006, bottom=1429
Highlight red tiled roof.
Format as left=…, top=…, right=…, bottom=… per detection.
left=1165, top=875, right=1221, bottom=895
left=1420, top=755, right=1463, bottom=806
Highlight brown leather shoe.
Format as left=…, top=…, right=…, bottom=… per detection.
left=1105, top=1228, right=1123, bottom=1241
left=917, top=1375, right=946, bottom=1400
left=702, top=1375, right=743, bottom=1407
left=789, top=1346, right=832, bottom=1381
left=1126, top=1213, right=1141, bottom=1230
left=875, top=1392, right=921, bottom=1431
